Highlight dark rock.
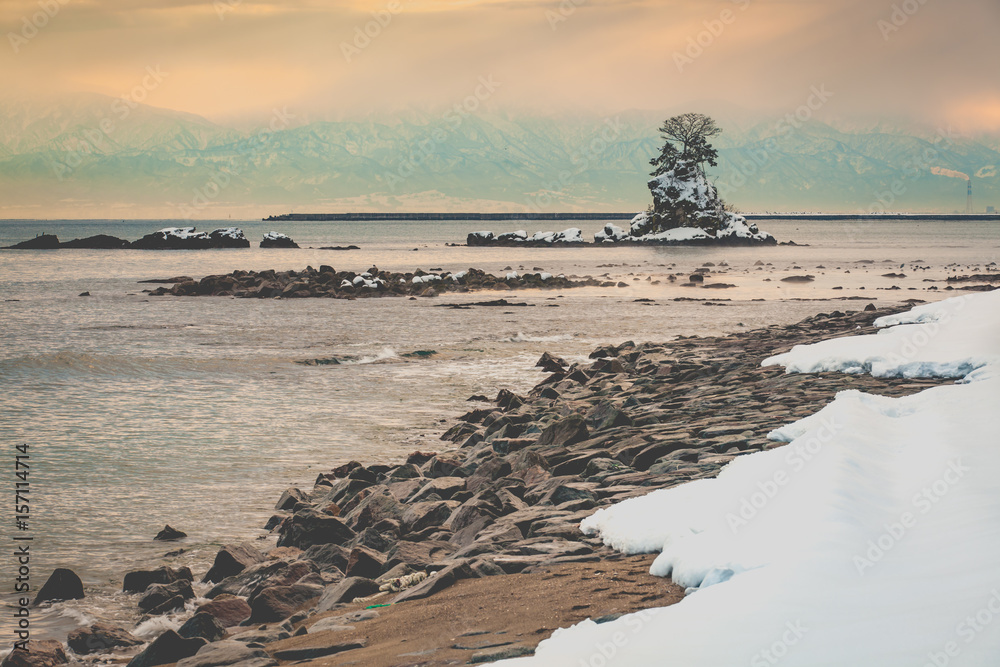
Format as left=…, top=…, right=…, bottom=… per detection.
left=207, top=559, right=315, bottom=600
left=271, top=640, right=367, bottom=661
left=315, top=577, right=380, bottom=610
left=345, top=546, right=387, bottom=579
left=536, top=414, right=589, bottom=448
left=175, top=640, right=277, bottom=667
left=275, top=488, right=308, bottom=511
left=154, top=525, right=187, bottom=541
left=392, top=560, right=476, bottom=603
left=33, top=568, right=84, bottom=605
left=276, top=511, right=356, bottom=549
left=202, top=544, right=265, bottom=583
left=196, top=594, right=252, bottom=627
left=123, top=566, right=193, bottom=594
left=67, top=623, right=143, bottom=655
left=5, top=234, right=60, bottom=250
left=470, top=645, right=533, bottom=662
left=126, top=630, right=206, bottom=667
left=300, top=543, right=351, bottom=574
left=60, top=234, right=130, bottom=249
left=138, top=580, right=194, bottom=614
left=0, top=639, right=67, bottom=666
left=385, top=540, right=457, bottom=570
left=259, top=232, right=299, bottom=248
left=401, top=501, right=457, bottom=534
left=78, top=291, right=91, bottom=297
left=177, top=612, right=226, bottom=642
left=535, top=351, right=568, bottom=372
left=248, top=583, right=323, bottom=623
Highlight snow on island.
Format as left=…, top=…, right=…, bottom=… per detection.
left=259, top=231, right=300, bottom=248
left=498, top=289, right=1000, bottom=666
left=130, top=227, right=251, bottom=249
left=467, top=162, right=774, bottom=247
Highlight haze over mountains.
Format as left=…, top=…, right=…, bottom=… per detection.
left=1, top=95, right=997, bottom=219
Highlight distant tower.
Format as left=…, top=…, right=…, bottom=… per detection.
left=967, top=180, right=973, bottom=214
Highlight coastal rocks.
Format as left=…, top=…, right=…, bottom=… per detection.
left=276, top=511, right=356, bottom=549
left=467, top=228, right=585, bottom=247
left=131, top=227, right=252, bottom=250
left=126, top=630, right=207, bottom=667
left=195, top=594, right=252, bottom=627
left=260, top=232, right=299, bottom=248
left=33, top=568, right=84, bottom=605
left=145, top=266, right=605, bottom=299
left=123, top=566, right=193, bottom=594
left=59, top=234, right=131, bottom=249
left=247, top=583, right=323, bottom=623
left=316, top=577, right=381, bottom=610
left=203, top=544, right=265, bottom=583
left=154, top=524, right=187, bottom=541
left=175, top=641, right=277, bottom=667
left=3, top=234, right=60, bottom=250
left=0, top=640, right=68, bottom=667
left=138, top=580, right=194, bottom=614
left=178, top=612, right=227, bottom=642
left=68, top=623, right=144, bottom=655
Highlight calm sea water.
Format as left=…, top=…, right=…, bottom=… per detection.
left=1, top=218, right=997, bottom=644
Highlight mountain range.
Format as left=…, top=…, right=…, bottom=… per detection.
left=1, top=95, right=997, bottom=219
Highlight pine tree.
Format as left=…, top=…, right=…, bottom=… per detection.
left=649, top=113, right=721, bottom=176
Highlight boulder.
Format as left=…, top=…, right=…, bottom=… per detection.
left=277, top=511, right=356, bottom=549
left=124, top=566, right=193, bottom=594
left=0, top=640, right=67, bottom=666
left=154, top=525, right=187, bottom=541
left=300, top=543, right=350, bottom=574
left=202, top=544, right=265, bottom=583
left=4, top=234, right=60, bottom=250
left=131, top=227, right=213, bottom=250
left=391, top=560, right=476, bottom=603
left=126, top=630, right=206, bottom=667
left=178, top=611, right=226, bottom=642
left=536, top=414, right=589, bottom=449
left=315, top=577, right=381, bottom=611
left=401, top=501, right=457, bottom=534
left=195, top=595, right=251, bottom=627
left=248, top=583, right=323, bottom=623
left=175, top=640, right=277, bottom=667
left=59, top=234, right=130, bottom=249
left=260, top=232, right=299, bottom=248
left=535, top=351, right=568, bottom=373
left=138, top=580, right=194, bottom=614
left=67, top=623, right=143, bottom=655
left=33, top=568, right=84, bottom=605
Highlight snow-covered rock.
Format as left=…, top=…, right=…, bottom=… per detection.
left=131, top=227, right=212, bottom=249
left=208, top=227, right=250, bottom=248
left=260, top=231, right=299, bottom=248
left=594, top=223, right=629, bottom=243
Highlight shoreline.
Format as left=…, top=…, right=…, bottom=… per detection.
left=22, top=302, right=954, bottom=667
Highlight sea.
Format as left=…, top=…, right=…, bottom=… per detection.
left=1, top=217, right=997, bottom=647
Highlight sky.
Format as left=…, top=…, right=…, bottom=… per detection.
left=2, top=0, right=999, bottom=131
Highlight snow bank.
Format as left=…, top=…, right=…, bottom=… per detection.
left=499, top=290, right=1000, bottom=667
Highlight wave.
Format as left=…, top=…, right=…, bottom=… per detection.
left=503, top=332, right=576, bottom=343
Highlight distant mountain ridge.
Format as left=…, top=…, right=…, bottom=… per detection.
left=0, top=95, right=997, bottom=218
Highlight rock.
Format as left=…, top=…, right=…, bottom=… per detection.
left=248, top=583, right=323, bottom=623
left=0, top=640, right=67, bottom=666
left=206, top=559, right=314, bottom=600
left=175, top=640, right=277, bottom=667
left=385, top=540, right=457, bottom=570
left=300, top=543, right=351, bottom=574
left=4, top=234, right=60, bottom=250
left=67, top=623, right=143, bottom=655
left=154, top=525, right=187, bottom=541
left=78, top=291, right=90, bottom=297
left=203, top=544, right=265, bottom=583
left=408, top=477, right=466, bottom=502
left=275, top=487, right=308, bottom=511
left=535, top=351, right=568, bottom=372
left=123, top=566, right=194, bottom=594
left=126, top=630, right=206, bottom=667
left=177, top=612, right=226, bottom=642
left=536, top=414, right=589, bottom=448
left=138, top=580, right=194, bottom=614
left=131, top=227, right=213, bottom=250
left=345, top=546, right=387, bottom=579
left=208, top=227, right=250, bottom=248
left=60, top=234, right=130, bottom=249
left=392, top=561, right=476, bottom=603
left=865, top=303, right=877, bottom=311
left=271, top=640, right=367, bottom=661
left=470, top=645, right=534, bottom=662
left=195, top=595, right=252, bottom=627
left=401, top=501, right=457, bottom=534
left=260, top=232, right=299, bottom=248
left=33, top=568, right=84, bottom=605
left=781, top=275, right=815, bottom=283
left=315, top=577, right=380, bottom=610
left=276, top=511, right=356, bottom=549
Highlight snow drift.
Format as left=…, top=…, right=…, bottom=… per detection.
left=499, top=289, right=1000, bottom=666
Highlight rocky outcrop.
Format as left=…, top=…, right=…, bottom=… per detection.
left=144, top=266, right=610, bottom=299
left=123, top=566, right=193, bottom=594
left=594, top=161, right=776, bottom=246
left=131, top=227, right=251, bottom=250
left=126, top=630, right=206, bottom=667
left=60, top=234, right=131, bottom=249
left=259, top=232, right=299, bottom=248
left=0, top=640, right=67, bottom=667
left=202, top=544, right=265, bottom=584
left=467, top=228, right=585, bottom=247
left=153, top=525, right=186, bottom=541
left=3, top=234, right=60, bottom=250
